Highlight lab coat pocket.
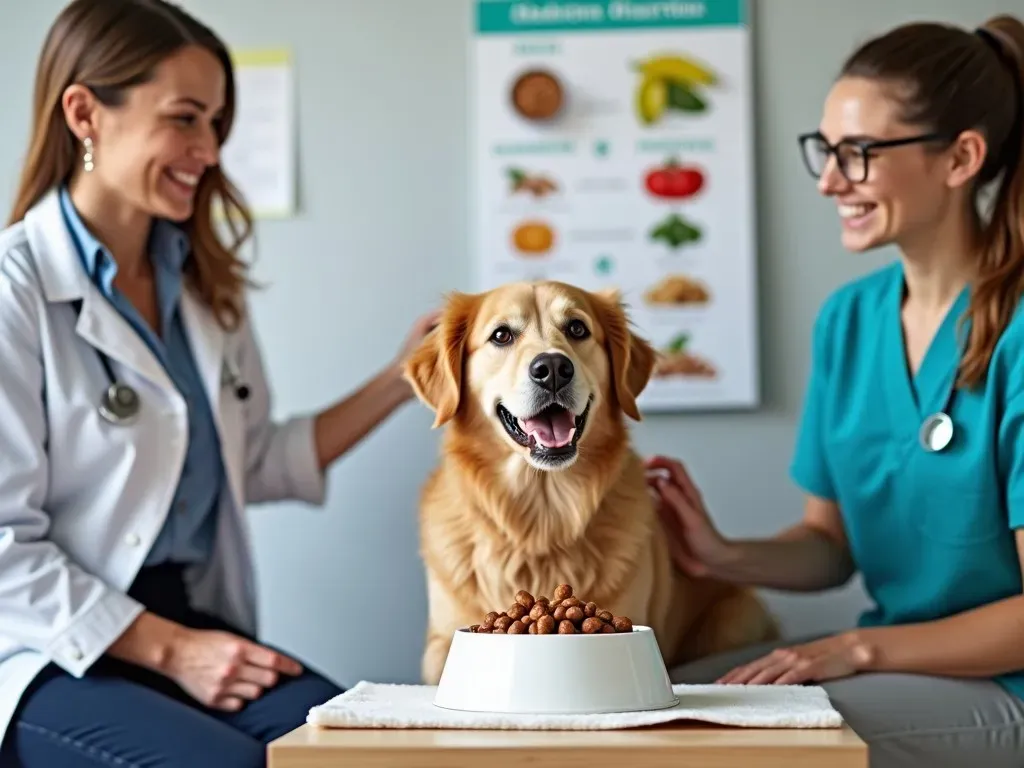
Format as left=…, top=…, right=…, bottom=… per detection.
left=913, top=484, right=1005, bottom=546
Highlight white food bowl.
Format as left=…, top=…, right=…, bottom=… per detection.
left=433, top=625, right=679, bottom=715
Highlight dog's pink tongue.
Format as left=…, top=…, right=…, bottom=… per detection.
left=522, top=409, right=576, bottom=448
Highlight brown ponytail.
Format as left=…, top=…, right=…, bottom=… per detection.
left=965, top=17, right=1024, bottom=387
left=840, top=15, right=1024, bottom=389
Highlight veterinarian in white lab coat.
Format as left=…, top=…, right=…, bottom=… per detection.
left=0, top=1, right=435, bottom=766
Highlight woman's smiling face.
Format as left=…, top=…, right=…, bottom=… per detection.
left=808, top=75, right=959, bottom=254
left=67, top=43, right=226, bottom=223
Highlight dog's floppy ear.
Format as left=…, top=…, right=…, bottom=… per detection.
left=592, top=288, right=657, bottom=421
left=403, top=292, right=476, bottom=428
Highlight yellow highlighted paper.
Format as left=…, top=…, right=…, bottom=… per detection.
left=219, top=47, right=296, bottom=218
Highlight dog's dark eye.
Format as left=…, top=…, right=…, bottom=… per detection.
left=490, top=326, right=514, bottom=346
left=566, top=319, right=590, bottom=340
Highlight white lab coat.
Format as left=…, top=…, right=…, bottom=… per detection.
left=0, top=189, right=327, bottom=744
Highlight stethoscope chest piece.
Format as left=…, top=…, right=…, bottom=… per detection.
left=99, top=382, right=141, bottom=425
left=919, top=411, right=954, bottom=453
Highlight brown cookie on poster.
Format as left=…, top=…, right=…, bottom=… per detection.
left=511, top=69, right=564, bottom=121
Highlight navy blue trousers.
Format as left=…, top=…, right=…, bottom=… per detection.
left=0, top=565, right=344, bottom=768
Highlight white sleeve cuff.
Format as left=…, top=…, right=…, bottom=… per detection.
left=283, top=415, right=327, bottom=506
left=44, top=587, right=145, bottom=678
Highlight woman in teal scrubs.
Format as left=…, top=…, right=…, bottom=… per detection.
left=654, top=14, right=1024, bottom=768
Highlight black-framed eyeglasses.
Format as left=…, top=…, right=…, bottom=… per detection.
left=797, top=131, right=945, bottom=183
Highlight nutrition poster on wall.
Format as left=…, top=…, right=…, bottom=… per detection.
left=470, top=0, right=758, bottom=411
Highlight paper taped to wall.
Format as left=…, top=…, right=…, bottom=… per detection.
left=220, top=48, right=296, bottom=218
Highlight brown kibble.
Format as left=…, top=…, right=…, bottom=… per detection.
left=475, top=586, right=634, bottom=641
left=515, top=590, right=535, bottom=610
left=613, top=617, right=633, bottom=633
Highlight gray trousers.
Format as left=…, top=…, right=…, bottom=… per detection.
left=669, top=635, right=1024, bottom=768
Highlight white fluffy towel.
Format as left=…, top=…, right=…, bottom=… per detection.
left=306, top=682, right=844, bottom=731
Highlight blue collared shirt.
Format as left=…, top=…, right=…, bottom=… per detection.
left=59, top=185, right=225, bottom=566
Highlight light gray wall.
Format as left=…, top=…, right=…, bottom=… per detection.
left=0, top=0, right=1007, bottom=688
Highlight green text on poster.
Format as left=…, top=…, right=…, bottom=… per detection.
left=476, top=0, right=744, bottom=34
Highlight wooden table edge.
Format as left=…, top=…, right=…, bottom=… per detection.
left=268, top=722, right=868, bottom=768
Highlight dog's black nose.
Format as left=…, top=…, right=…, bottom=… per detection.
left=529, top=352, right=574, bottom=392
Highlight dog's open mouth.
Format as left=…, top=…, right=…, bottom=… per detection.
left=497, top=398, right=592, bottom=461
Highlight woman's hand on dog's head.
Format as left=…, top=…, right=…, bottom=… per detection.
left=396, top=309, right=442, bottom=364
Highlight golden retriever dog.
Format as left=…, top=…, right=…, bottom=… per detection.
left=404, top=280, right=778, bottom=684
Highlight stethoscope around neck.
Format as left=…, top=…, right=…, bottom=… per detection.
left=918, top=374, right=957, bottom=453
left=72, top=300, right=251, bottom=427
left=919, top=409, right=954, bottom=452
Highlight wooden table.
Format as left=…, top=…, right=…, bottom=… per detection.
left=268, top=723, right=868, bottom=767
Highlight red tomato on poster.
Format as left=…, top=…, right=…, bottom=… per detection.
left=644, top=159, right=705, bottom=199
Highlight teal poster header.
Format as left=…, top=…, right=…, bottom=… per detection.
left=476, top=0, right=744, bottom=34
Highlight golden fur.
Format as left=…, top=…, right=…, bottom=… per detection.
left=404, top=281, right=778, bottom=684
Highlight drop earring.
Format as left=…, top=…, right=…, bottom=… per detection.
left=83, top=137, right=94, bottom=172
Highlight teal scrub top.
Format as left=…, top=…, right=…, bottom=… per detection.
left=791, top=261, right=1024, bottom=700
